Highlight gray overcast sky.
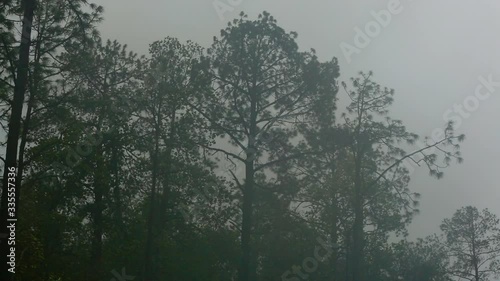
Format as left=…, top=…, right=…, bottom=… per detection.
left=95, top=0, right=500, bottom=239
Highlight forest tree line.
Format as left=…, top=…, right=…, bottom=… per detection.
left=0, top=1, right=499, bottom=281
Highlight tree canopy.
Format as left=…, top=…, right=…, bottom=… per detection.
left=0, top=3, right=496, bottom=281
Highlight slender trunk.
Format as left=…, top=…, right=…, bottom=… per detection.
left=16, top=25, right=41, bottom=203
left=144, top=106, right=162, bottom=281
left=329, top=156, right=339, bottom=279
left=16, top=77, right=34, bottom=197
left=239, top=158, right=254, bottom=281
left=111, top=146, right=124, bottom=233
left=157, top=146, right=172, bottom=238
left=0, top=1, right=35, bottom=279
left=159, top=108, right=176, bottom=227
left=351, top=155, right=364, bottom=281
left=351, top=88, right=367, bottom=281
left=239, top=96, right=257, bottom=281
left=143, top=157, right=157, bottom=281
left=88, top=67, right=110, bottom=281
left=89, top=138, right=109, bottom=281
left=90, top=145, right=105, bottom=281
left=351, top=201, right=364, bottom=281
left=329, top=197, right=339, bottom=278
left=470, top=213, right=479, bottom=281
left=473, top=256, right=479, bottom=281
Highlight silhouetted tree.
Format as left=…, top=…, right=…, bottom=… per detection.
left=441, top=206, right=500, bottom=281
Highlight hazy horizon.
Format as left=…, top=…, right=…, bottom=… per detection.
left=94, top=0, right=500, bottom=239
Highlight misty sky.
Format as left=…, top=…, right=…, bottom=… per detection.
left=94, top=0, right=500, bottom=239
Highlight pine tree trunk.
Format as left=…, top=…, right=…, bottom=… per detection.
left=239, top=159, right=254, bottom=281
left=159, top=108, right=176, bottom=227
left=144, top=107, right=162, bottom=281
left=239, top=96, right=257, bottom=281
left=111, top=146, right=124, bottom=234
left=329, top=157, right=339, bottom=279
left=90, top=186, right=104, bottom=280
left=351, top=155, right=364, bottom=281
left=90, top=145, right=105, bottom=281
left=0, top=1, right=35, bottom=279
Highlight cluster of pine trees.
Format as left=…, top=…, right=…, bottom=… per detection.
left=1, top=1, right=499, bottom=281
